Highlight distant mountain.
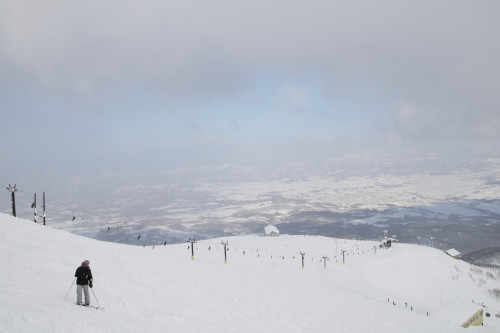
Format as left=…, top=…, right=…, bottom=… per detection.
left=462, top=247, right=500, bottom=270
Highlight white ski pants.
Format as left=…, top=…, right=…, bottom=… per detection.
left=76, top=284, right=90, bottom=305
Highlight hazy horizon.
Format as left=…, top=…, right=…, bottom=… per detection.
left=2, top=1, right=500, bottom=187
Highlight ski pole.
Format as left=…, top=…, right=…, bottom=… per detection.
left=90, top=288, right=101, bottom=308
left=64, top=278, right=75, bottom=301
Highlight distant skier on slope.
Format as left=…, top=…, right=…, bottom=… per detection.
left=74, top=260, right=93, bottom=306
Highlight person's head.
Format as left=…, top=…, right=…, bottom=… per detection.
left=82, top=260, right=90, bottom=267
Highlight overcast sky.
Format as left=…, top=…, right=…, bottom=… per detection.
left=1, top=0, right=499, bottom=189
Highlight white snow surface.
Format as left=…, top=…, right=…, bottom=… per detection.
left=1, top=213, right=499, bottom=333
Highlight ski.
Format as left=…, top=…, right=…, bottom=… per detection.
left=78, top=304, right=103, bottom=310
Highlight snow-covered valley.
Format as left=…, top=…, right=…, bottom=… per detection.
left=4, top=157, right=500, bottom=254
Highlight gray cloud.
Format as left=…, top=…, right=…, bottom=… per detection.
left=2, top=1, right=498, bottom=105
left=1, top=0, right=499, bottom=183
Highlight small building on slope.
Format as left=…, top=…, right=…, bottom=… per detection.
left=445, top=248, right=461, bottom=259
left=433, top=300, right=485, bottom=329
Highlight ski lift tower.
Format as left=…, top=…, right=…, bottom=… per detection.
left=321, top=256, right=329, bottom=268
left=221, top=241, right=229, bottom=264
left=7, top=184, right=17, bottom=217
left=188, top=238, right=197, bottom=260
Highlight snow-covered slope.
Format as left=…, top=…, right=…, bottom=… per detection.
left=1, top=213, right=499, bottom=333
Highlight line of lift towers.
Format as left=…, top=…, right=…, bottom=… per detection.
left=185, top=231, right=395, bottom=269
left=6, top=184, right=46, bottom=225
